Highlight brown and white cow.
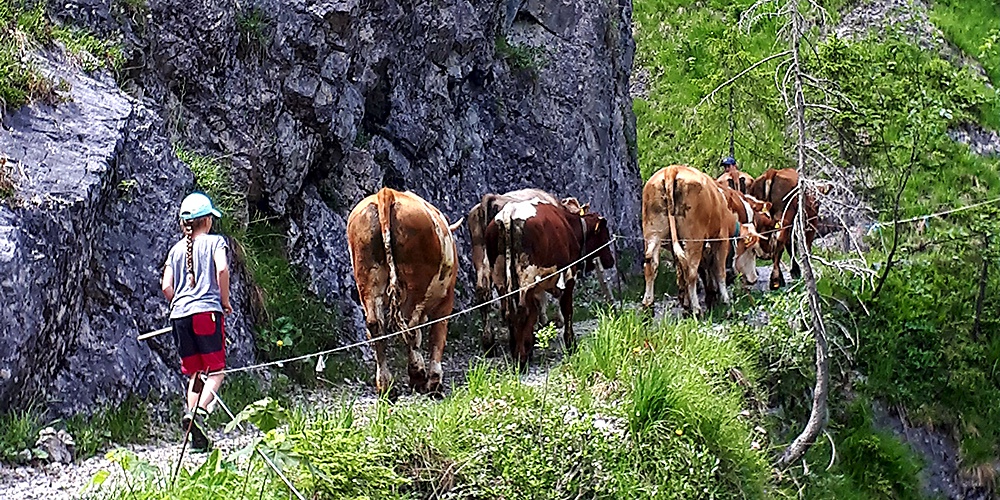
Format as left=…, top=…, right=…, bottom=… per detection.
left=468, top=189, right=560, bottom=351
left=747, top=168, right=820, bottom=289
left=717, top=186, right=774, bottom=284
left=468, top=189, right=610, bottom=353
left=642, top=165, right=763, bottom=315
left=485, top=199, right=614, bottom=369
left=347, top=188, right=461, bottom=395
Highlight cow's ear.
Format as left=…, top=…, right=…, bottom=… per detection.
left=762, top=202, right=772, bottom=214
left=595, top=218, right=603, bottom=231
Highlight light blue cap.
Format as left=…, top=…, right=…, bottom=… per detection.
left=179, top=192, right=222, bottom=220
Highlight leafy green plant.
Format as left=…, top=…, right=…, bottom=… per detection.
left=256, top=316, right=302, bottom=356
left=0, top=407, right=41, bottom=464
left=496, top=34, right=546, bottom=72
left=90, top=447, right=285, bottom=500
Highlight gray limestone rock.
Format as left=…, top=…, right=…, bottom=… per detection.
left=0, top=51, right=253, bottom=415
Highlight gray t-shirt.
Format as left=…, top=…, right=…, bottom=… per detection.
left=167, top=234, right=228, bottom=319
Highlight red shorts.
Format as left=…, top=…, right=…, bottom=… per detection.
left=171, top=311, right=226, bottom=375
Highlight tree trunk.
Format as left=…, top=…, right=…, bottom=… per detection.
left=777, top=7, right=830, bottom=469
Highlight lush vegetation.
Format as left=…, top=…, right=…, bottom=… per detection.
left=0, top=0, right=124, bottom=111
left=0, top=396, right=153, bottom=464
left=632, top=0, right=1000, bottom=492
left=88, top=306, right=932, bottom=499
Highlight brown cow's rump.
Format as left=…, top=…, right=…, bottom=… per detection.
left=347, top=188, right=459, bottom=396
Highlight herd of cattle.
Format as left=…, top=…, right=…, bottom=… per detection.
left=346, top=165, right=821, bottom=395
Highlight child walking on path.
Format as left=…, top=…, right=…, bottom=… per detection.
left=161, top=192, right=232, bottom=452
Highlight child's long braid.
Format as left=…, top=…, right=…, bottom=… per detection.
left=183, top=219, right=196, bottom=287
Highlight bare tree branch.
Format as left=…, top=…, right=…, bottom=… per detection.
left=696, top=51, right=793, bottom=111
left=873, top=132, right=919, bottom=299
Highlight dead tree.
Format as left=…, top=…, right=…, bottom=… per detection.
left=739, top=0, right=834, bottom=468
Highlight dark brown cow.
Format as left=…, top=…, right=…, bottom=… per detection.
left=747, top=168, right=820, bottom=289
left=468, top=190, right=610, bottom=353
left=642, top=165, right=763, bottom=315
left=485, top=200, right=614, bottom=369
left=468, top=189, right=560, bottom=351
left=347, top=188, right=461, bottom=395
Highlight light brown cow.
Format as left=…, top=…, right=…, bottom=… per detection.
left=347, top=188, right=460, bottom=395
left=747, top=168, right=820, bottom=289
left=642, top=165, right=762, bottom=315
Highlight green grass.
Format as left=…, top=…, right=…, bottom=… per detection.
left=496, top=34, right=546, bottom=72
left=235, top=6, right=269, bottom=58
left=930, top=0, right=1000, bottom=130
left=632, top=0, right=789, bottom=180
left=63, top=395, right=151, bottom=460
left=1, top=0, right=125, bottom=111
left=91, top=307, right=938, bottom=498
left=931, top=0, right=1000, bottom=86
left=0, top=407, right=42, bottom=463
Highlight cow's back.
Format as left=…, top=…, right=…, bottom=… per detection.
left=750, top=169, right=799, bottom=215
left=646, top=165, right=731, bottom=241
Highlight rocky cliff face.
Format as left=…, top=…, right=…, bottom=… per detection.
left=0, top=51, right=256, bottom=414
left=0, top=0, right=640, bottom=413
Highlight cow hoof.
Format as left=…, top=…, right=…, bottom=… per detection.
left=425, top=383, right=446, bottom=400
left=481, top=339, right=500, bottom=357
left=408, top=368, right=428, bottom=392
left=376, top=383, right=401, bottom=402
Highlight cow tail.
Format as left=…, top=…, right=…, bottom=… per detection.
left=377, top=188, right=401, bottom=330
left=663, top=168, right=688, bottom=269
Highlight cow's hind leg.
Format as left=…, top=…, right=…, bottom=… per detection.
left=559, top=280, right=576, bottom=353
left=770, top=228, right=789, bottom=289
left=369, top=321, right=393, bottom=397
left=403, top=327, right=428, bottom=393
left=642, top=234, right=662, bottom=308
left=513, top=299, right=540, bottom=372
left=425, top=318, right=447, bottom=396
left=683, top=245, right=704, bottom=316
left=477, top=287, right=497, bottom=355
left=711, top=242, right=731, bottom=307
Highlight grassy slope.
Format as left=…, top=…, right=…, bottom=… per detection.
left=633, top=0, right=1000, bottom=488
